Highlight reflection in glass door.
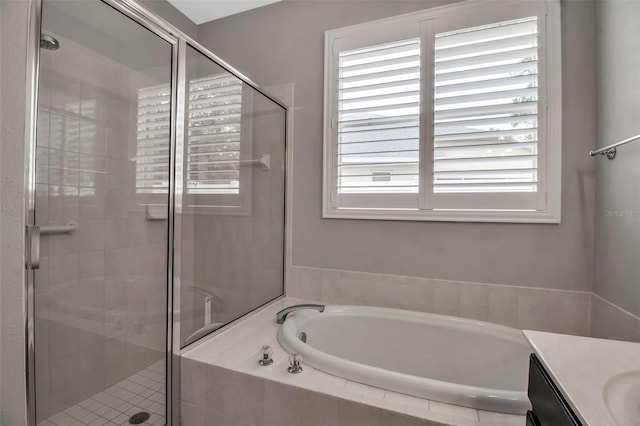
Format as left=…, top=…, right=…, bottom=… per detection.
left=33, top=1, right=173, bottom=424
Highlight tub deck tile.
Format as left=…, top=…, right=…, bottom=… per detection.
left=343, top=381, right=386, bottom=399
left=476, top=409, right=527, bottom=425
left=430, top=401, right=479, bottom=421
left=338, top=389, right=364, bottom=403
left=454, top=417, right=525, bottom=426
left=361, top=394, right=406, bottom=413
left=384, top=390, right=431, bottom=410
left=306, top=369, right=348, bottom=393
left=411, top=406, right=456, bottom=426
left=405, top=404, right=431, bottom=420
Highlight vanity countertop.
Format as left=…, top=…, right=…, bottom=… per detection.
left=524, top=330, right=640, bottom=426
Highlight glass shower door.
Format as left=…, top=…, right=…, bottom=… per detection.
left=33, top=1, right=173, bottom=424
left=178, top=44, right=286, bottom=347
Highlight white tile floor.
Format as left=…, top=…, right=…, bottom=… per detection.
left=38, top=360, right=166, bottom=426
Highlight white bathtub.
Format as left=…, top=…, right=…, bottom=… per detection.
left=277, top=305, right=532, bottom=414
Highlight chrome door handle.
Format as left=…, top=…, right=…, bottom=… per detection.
left=26, top=225, right=40, bottom=270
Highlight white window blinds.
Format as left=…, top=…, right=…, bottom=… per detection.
left=136, top=75, right=244, bottom=196
left=337, top=38, right=421, bottom=195
left=434, top=17, right=539, bottom=195
left=324, top=0, right=560, bottom=222
left=187, top=74, right=243, bottom=195
left=136, top=84, right=171, bottom=194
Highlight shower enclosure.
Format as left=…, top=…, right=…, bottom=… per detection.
left=23, top=1, right=287, bottom=425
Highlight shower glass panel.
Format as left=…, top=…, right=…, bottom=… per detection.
left=179, top=44, right=286, bottom=347
left=34, top=0, right=172, bottom=424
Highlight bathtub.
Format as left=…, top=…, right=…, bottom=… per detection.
left=277, top=305, right=532, bottom=414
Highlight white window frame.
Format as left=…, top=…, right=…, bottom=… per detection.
left=323, top=0, right=562, bottom=223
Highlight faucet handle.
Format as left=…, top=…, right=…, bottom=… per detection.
left=258, top=345, right=274, bottom=366
left=288, top=352, right=303, bottom=374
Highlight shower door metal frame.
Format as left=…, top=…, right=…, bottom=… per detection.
left=22, top=0, right=180, bottom=424
left=24, top=0, right=288, bottom=425
left=24, top=2, right=41, bottom=425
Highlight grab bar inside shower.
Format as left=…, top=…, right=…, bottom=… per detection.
left=26, top=221, right=78, bottom=270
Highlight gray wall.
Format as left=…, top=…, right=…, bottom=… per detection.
left=1, top=1, right=30, bottom=423
left=197, top=0, right=597, bottom=291
left=593, top=0, right=640, bottom=317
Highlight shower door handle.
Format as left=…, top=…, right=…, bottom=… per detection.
left=25, top=225, right=41, bottom=270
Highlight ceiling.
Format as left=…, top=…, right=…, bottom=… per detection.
left=166, top=0, right=283, bottom=24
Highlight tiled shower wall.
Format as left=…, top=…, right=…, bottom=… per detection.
left=34, top=34, right=168, bottom=419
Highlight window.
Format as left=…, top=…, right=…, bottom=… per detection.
left=186, top=74, right=246, bottom=196
left=137, top=84, right=171, bottom=194
left=136, top=72, right=251, bottom=212
left=323, top=0, right=561, bottom=222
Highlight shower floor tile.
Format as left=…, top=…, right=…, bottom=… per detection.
left=39, top=360, right=166, bottom=426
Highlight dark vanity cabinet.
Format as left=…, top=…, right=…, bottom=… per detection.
left=527, top=354, right=583, bottom=426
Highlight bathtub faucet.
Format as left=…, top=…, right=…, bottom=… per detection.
left=276, top=304, right=325, bottom=324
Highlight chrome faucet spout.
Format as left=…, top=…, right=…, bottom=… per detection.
left=276, top=304, right=325, bottom=324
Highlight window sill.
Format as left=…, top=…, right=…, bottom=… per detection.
left=322, top=207, right=561, bottom=224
